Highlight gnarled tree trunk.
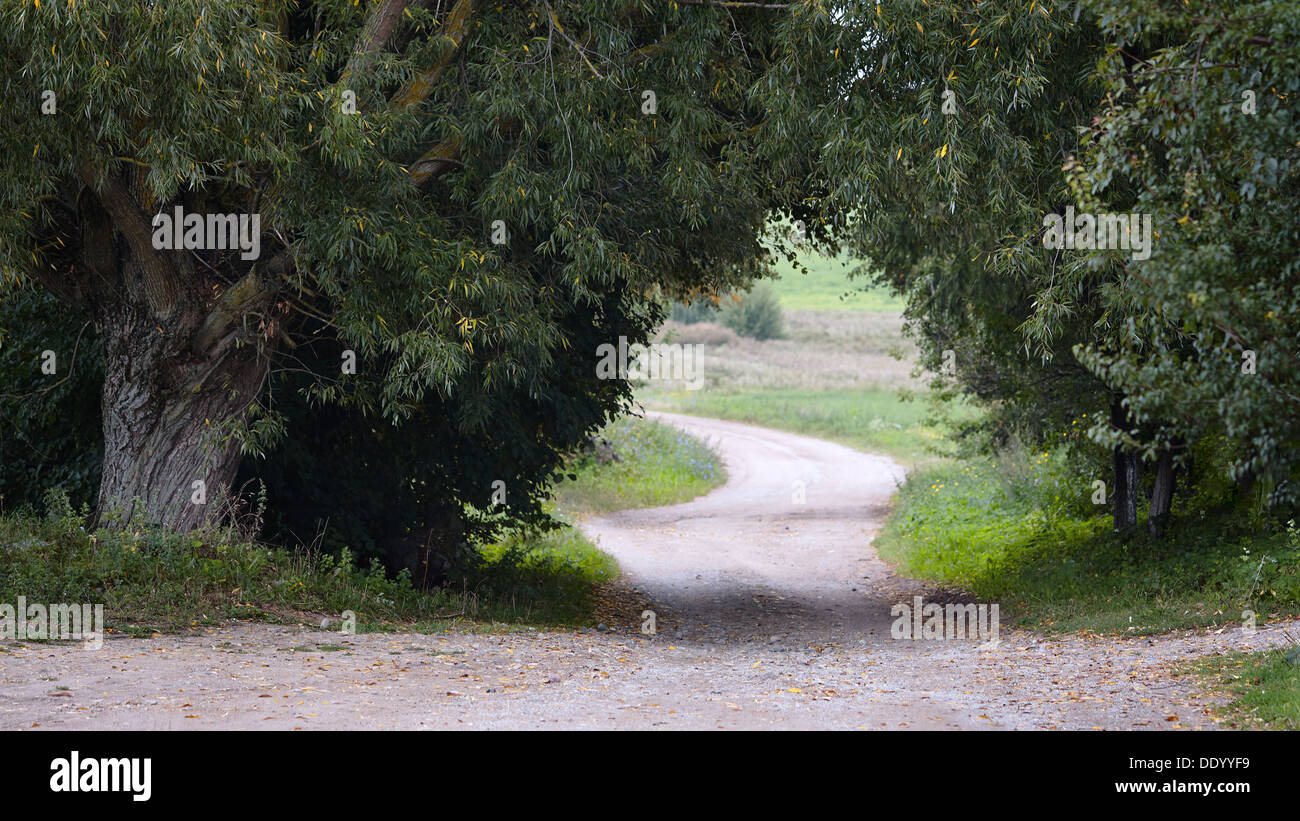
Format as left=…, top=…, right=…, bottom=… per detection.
left=94, top=299, right=271, bottom=530
left=37, top=166, right=285, bottom=532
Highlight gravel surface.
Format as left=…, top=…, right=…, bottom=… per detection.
left=2, top=413, right=1295, bottom=730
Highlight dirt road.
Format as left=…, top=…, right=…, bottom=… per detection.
left=1, top=413, right=1292, bottom=730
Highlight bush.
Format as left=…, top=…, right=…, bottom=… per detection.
left=720, top=282, right=785, bottom=340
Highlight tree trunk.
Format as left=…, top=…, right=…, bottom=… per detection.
left=47, top=169, right=285, bottom=533
left=1113, top=448, right=1139, bottom=530
left=1148, top=449, right=1176, bottom=537
left=1111, top=399, right=1138, bottom=530
left=94, top=300, right=271, bottom=531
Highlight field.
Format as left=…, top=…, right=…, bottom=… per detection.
left=766, top=248, right=905, bottom=313
left=643, top=249, right=950, bottom=466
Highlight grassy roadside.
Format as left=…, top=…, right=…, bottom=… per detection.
left=550, top=414, right=724, bottom=515
left=874, top=459, right=1300, bottom=635
left=0, top=416, right=723, bottom=637
left=1188, top=648, right=1300, bottom=729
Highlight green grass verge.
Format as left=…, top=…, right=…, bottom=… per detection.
left=875, top=458, right=1300, bottom=635
left=0, top=510, right=455, bottom=635
left=643, top=387, right=955, bottom=465
left=552, top=414, right=725, bottom=515
left=1191, top=648, right=1300, bottom=729
left=0, top=415, right=722, bottom=635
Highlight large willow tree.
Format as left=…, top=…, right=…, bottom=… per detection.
left=1, top=0, right=841, bottom=531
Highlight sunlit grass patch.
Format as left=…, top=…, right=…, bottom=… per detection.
left=552, top=414, right=725, bottom=515
left=876, top=458, right=1300, bottom=635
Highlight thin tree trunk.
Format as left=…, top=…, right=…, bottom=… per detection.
left=1111, top=399, right=1138, bottom=530
left=1148, top=449, right=1176, bottom=537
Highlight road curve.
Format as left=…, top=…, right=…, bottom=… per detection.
left=582, top=411, right=913, bottom=645
left=2, top=414, right=1294, bottom=730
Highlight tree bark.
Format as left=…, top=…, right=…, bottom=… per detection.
left=1111, top=399, right=1138, bottom=530
left=58, top=169, right=283, bottom=532
left=94, top=298, right=270, bottom=531
left=1148, top=449, right=1176, bottom=537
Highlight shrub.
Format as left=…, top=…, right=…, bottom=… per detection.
left=720, top=282, right=785, bottom=340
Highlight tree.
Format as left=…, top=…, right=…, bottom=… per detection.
left=804, top=0, right=1296, bottom=533
left=1, top=0, right=841, bottom=531
left=803, top=1, right=1144, bottom=524
left=1072, top=0, right=1300, bottom=510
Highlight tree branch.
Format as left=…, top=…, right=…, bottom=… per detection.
left=75, top=158, right=181, bottom=317
left=390, top=0, right=478, bottom=110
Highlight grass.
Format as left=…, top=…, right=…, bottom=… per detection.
left=645, top=284, right=949, bottom=464
left=551, top=415, right=725, bottom=515
left=0, top=507, right=453, bottom=636
left=766, top=248, right=904, bottom=313
left=1191, top=648, right=1300, bottom=729
left=0, top=416, right=723, bottom=636
left=874, top=456, right=1300, bottom=635
left=644, top=387, right=951, bottom=465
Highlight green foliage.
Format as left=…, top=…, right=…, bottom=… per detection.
left=805, top=0, right=1300, bottom=527
left=1070, top=0, right=1300, bottom=502
left=720, top=282, right=785, bottom=340
left=0, top=285, right=102, bottom=511
left=0, top=505, right=444, bottom=633
left=0, top=0, right=844, bottom=529
left=1194, top=649, right=1300, bottom=730
left=0, top=499, right=620, bottom=633
left=239, top=290, right=649, bottom=582
left=465, top=529, right=618, bottom=624
left=805, top=0, right=1114, bottom=462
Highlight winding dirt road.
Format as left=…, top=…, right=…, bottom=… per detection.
left=2, top=413, right=1294, bottom=730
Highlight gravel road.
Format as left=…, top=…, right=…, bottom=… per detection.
left=2, top=413, right=1294, bottom=730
